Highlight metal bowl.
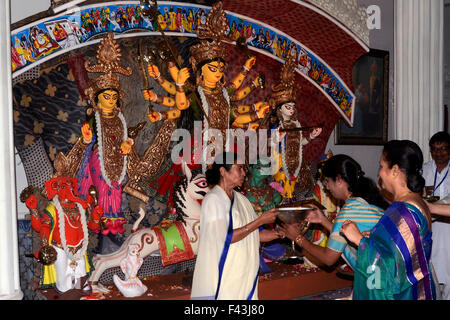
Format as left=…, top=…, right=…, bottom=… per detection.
left=423, top=195, right=440, bottom=203
left=276, top=209, right=310, bottom=235
left=277, top=209, right=308, bottom=224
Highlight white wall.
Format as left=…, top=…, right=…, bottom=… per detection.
left=10, top=0, right=50, bottom=24
left=325, top=0, right=394, bottom=182
left=444, top=1, right=450, bottom=108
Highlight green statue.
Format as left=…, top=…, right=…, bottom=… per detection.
left=244, top=159, right=283, bottom=214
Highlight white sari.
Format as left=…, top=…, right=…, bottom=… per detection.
left=190, top=185, right=260, bottom=300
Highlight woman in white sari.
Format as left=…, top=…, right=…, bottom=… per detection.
left=191, top=153, right=282, bottom=300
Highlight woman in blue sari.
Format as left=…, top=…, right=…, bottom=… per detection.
left=341, top=140, right=436, bottom=300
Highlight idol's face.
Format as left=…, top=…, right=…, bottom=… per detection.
left=201, top=60, right=225, bottom=85
left=280, top=102, right=296, bottom=119
left=97, top=89, right=118, bottom=112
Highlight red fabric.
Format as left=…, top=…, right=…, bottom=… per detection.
left=66, top=54, right=90, bottom=101
left=223, top=0, right=367, bottom=91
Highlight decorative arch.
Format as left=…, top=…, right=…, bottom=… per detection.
left=11, top=1, right=369, bottom=126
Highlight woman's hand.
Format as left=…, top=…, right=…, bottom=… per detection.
left=147, top=111, right=162, bottom=123
left=258, top=208, right=280, bottom=225
left=256, top=102, right=270, bottom=119
left=340, top=220, right=364, bottom=246
left=305, top=205, right=326, bottom=225
left=142, top=89, right=156, bottom=102
left=277, top=223, right=301, bottom=241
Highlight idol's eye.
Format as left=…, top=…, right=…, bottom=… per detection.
left=207, top=65, right=218, bottom=72
left=195, top=179, right=208, bottom=188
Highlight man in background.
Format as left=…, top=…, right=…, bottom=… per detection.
left=423, top=131, right=450, bottom=300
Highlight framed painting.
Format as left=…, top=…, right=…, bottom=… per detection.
left=335, top=49, right=389, bottom=145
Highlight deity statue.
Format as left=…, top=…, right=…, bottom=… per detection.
left=244, top=158, right=283, bottom=214
left=145, top=2, right=268, bottom=168
left=74, top=32, right=134, bottom=246
left=269, top=57, right=322, bottom=200
left=21, top=173, right=102, bottom=294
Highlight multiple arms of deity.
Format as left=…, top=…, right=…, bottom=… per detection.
left=142, top=62, right=191, bottom=122
left=141, top=56, right=270, bottom=130
left=229, top=56, right=270, bottom=130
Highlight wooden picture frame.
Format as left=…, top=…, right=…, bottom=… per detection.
left=335, top=49, right=389, bottom=145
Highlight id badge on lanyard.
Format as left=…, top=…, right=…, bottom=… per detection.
left=433, top=165, right=449, bottom=196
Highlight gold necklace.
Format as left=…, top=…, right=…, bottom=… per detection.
left=101, top=111, right=115, bottom=118
left=395, top=190, right=413, bottom=201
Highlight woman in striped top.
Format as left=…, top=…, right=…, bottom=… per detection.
left=279, top=154, right=389, bottom=270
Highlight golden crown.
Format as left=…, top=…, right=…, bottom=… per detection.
left=84, top=31, right=132, bottom=105
left=269, top=56, right=298, bottom=108
left=189, top=2, right=231, bottom=71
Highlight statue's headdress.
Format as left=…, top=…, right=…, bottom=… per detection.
left=189, top=2, right=231, bottom=73
left=84, top=31, right=132, bottom=107
left=269, top=56, right=298, bottom=108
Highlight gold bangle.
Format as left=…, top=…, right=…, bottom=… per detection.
left=295, top=235, right=303, bottom=247
left=175, top=83, right=185, bottom=93
left=249, top=111, right=259, bottom=122
left=244, top=225, right=250, bottom=233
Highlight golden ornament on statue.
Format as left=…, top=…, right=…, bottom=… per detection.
left=38, top=245, right=57, bottom=266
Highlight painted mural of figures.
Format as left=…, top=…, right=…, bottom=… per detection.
left=269, top=57, right=322, bottom=200
left=28, top=26, right=60, bottom=60
left=298, top=48, right=311, bottom=75
left=11, top=36, right=32, bottom=71
left=71, top=32, right=133, bottom=253
left=21, top=175, right=102, bottom=294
